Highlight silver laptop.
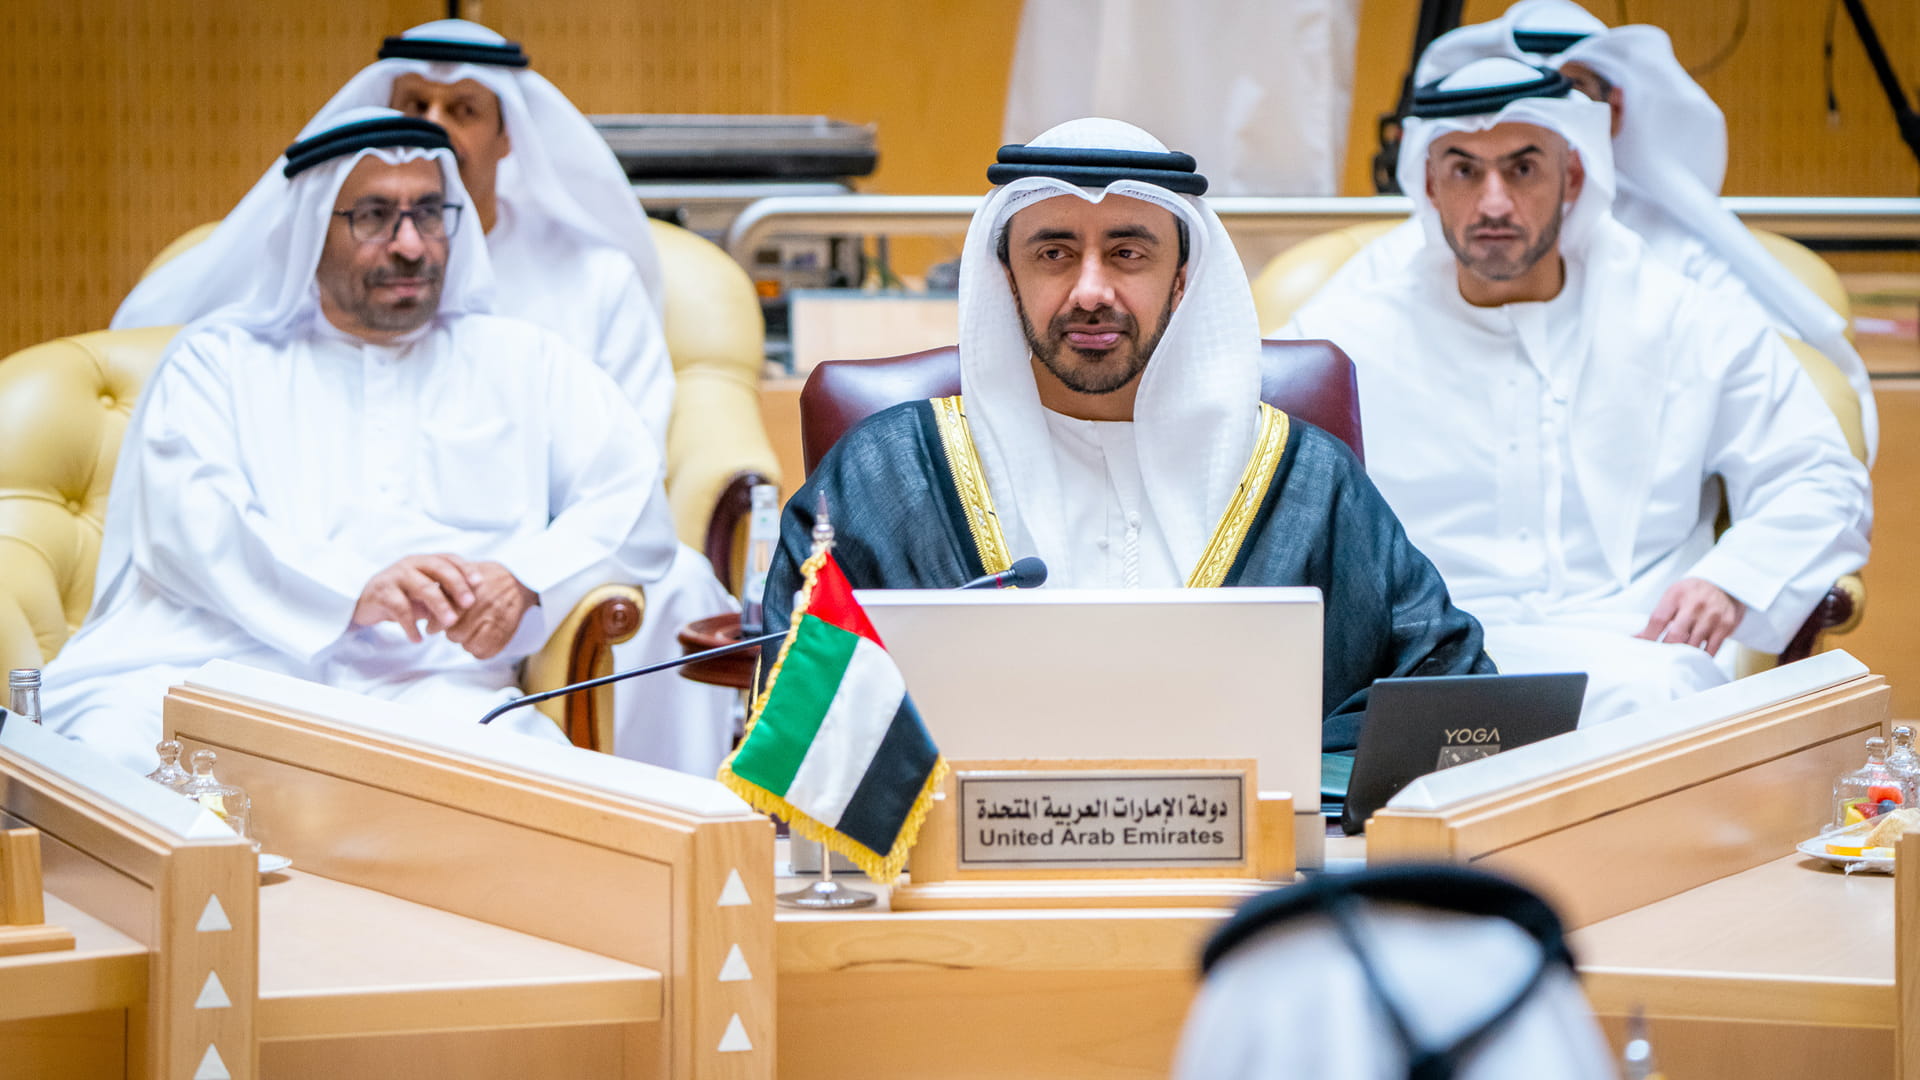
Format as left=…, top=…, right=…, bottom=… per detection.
left=856, top=587, right=1328, bottom=867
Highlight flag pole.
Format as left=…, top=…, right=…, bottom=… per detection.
left=776, top=497, right=880, bottom=910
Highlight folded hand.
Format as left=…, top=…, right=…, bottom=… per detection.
left=444, top=560, right=539, bottom=661
left=351, top=554, right=482, bottom=643
left=1635, top=578, right=1743, bottom=655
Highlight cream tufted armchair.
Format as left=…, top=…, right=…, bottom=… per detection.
left=0, top=219, right=777, bottom=754
left=1252, top=220, right=1868, bottom=673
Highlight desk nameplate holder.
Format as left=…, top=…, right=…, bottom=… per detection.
left=0, top=826, right=76, bottom=956
left=891, top=758, right=1295, bottom=911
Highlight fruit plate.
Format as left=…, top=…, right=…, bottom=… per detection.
left=1796, top=834, right=1894, bottom=874
left=258, top=852, right=293, bottom=876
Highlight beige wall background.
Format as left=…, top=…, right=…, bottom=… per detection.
left=1, top=0, right=1915, bottom=355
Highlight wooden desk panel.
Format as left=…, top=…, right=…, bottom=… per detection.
left=1574, top=855, right=1893, bottom=986
left=259, top=1024, right=643, bottom=1080
left=0, top=893, right=146, bottom=1025
left=255, top=869, right=662, bottom=1041
left=776, top=864, right=1224, bottom=1080
left=167, top=680, right=777, bottom=1080
left=1567, top=852, right=1901, bottom=1079
left=781, top=967, right=1194, bottom=1080
left=0, top=1010, right=130, bottom=1080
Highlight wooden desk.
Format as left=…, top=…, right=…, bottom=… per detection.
left=256, top=869, right=662, bottom=1041
left=1364, top=665, right=1904, bottom=1078
left=1570, top=852, right=1897, bottom=1077
left=1573, top=854, right=1893, bottom=1024
left=774, top=847, right=1228, bottom=1080
left=0, top=892, right=147, bottom=1024
left=0, top=891, right=149, bottom=1079
left=1, top=664, right=779, bottom=1080
left=165, top=668, right=776, bottom=1080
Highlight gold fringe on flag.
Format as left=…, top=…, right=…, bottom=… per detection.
left=717, top=548, right=949, bottom=885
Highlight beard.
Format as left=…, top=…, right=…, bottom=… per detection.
left=1444, top=182, right=1567, bottom=283
left=1015, top=279, right=1179, bottom=397
left=353, top=257, right=445, bottom=332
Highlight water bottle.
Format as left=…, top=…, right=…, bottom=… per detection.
left=8, top=669, right=42, bottom=725
left=739, top=483, right=780, bottom=636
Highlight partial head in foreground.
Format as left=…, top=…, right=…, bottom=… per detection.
left=1400, top=58, right=1613, bottom=306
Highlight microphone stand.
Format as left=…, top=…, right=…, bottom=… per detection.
left=482, top=546, right=1046, bottom=910
left=481, top=556, right=1047, bottom=727
left=479, top=629, right=787, bottom=727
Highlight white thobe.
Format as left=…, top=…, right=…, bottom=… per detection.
left=489, top=207, right=740, bottom=776
left=42, top=314, right=677, bottom=774
left=489, top=205, right=675, bottom=441
left=1284, top=226, right=1870, bottom=723
left=1040, top=410, right=1183, bottom=589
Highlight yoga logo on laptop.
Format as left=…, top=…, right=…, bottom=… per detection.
left=1436, top=726, right=1501, bottom=770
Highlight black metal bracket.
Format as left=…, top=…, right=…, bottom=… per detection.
left=1839, top=0, right=1920, bottom=174
left=1374, top=0, right=1469, bottom=193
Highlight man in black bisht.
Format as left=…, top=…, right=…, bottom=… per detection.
left=764, top=118, right=1494, bottom=751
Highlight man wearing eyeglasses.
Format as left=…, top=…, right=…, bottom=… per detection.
left=106, top=24, right=744, bottom=778
left=42, top=109, right=677, bottom=772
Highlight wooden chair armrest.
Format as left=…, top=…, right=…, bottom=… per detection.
left=519, top=584, right=646, bottom=752
left=1776, top=573, right=1865, bottom=665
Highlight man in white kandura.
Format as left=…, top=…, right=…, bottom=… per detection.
left=1300, top=0, right=1877, bottom=460
left=1282, top=60, right=1870, bottom=723
left=112, top=20, right=738, bottom=774
left=46, top=109, right=676, bottom=772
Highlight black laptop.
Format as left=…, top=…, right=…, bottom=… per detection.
left=1327, top=672, right=1588, bottom=835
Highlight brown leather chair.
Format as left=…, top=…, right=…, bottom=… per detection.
left=799, top=340, right=1363, bottom=473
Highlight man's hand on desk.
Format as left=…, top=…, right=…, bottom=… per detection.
left=1635, top=577, right=1743, bottom=655
left=444, top=560, right=539, bottom=660
left=352, top=554, right=481, bottom=642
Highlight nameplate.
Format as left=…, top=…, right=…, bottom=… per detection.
left=956, top=768, right=1247, bottom=870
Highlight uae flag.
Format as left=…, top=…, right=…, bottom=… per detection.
left=718, top=550, right=946, bottom=883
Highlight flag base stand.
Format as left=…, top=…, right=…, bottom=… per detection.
left=779, top=842, right=878, bottom=909
left=777, top=877, right=878, bottom=909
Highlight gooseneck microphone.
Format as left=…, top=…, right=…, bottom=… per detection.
left=957, top=556, right=1049, bottom=591
left=480, top=556, right=1050, bottom=726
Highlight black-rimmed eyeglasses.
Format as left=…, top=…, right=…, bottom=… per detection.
left=332, top=201, right=464, bottom=243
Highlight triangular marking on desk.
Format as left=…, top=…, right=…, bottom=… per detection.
left=193, top=1043, right=230, bottom=1080
left=196, top=895, right=231, bottom=933
left=195, top=970, right=231, bottom=1009
left=717, top=1014, right=753, bottom=1053
left=717, top=943, right=752, bottom=982
left=716, top=869, right=750, bottom=907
